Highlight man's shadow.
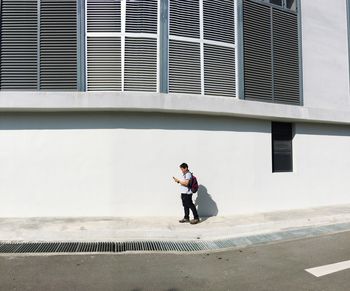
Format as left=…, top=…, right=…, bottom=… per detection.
left=194, top=185, right=218, bottom=221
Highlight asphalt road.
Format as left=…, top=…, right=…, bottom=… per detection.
left=1, top=231, right=350, bottom=291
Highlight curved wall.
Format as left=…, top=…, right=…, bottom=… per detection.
left=1, top=112, right=350, bottom=217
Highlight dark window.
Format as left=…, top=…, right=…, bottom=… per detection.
left=270, top=0, right=282, bottom=6
left=286, top=0, right=297, bottom=11
left=272, top=122, right=293, bottom=172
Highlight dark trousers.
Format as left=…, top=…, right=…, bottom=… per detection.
left=181, top=193, right=199, bottom=220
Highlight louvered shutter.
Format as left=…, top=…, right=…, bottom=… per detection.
left=243, top=0, right=273, bottom=102
left=204, top=45, right=235, bottom=97
left=243, top=0, right=300, bottom=105
left=87, top=0, right=158, bottom=92
left=203, top=0, right=235, bottom=97
left=169, top=0, right=200, bottom=94
left=87, top=37, right=121, bottom=91
left=203, top=0, right=234, bottom=44
left=40, top=0, right=77, bottom=90
left=87, top=0, right=121, bottom=91
left=169, top=0, right=199, bottom=38
left=126, top=0, right=157, bottom=33
left=169, top=40, right=201, bottom=94
left=124, top=37, right=157, bottom=92
left=87, top=0, right=121, bottom=32
left=1, top=0, right=38, bottom=90
left=125, top=0, right=158, bottom=92
left=273, top=9, right=300, bottom=105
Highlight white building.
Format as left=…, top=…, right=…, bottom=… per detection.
left=0, top=0, right=349, bottom=218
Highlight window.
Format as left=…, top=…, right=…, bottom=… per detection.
left=272, top=122, right=293, bottom=173
left=243, top=0, right=300, bottom=105
left=265, top=0, right=297, bottom=11
left=270, top=0, right=282, bottom=6
left=286, top=0, right=297, bottom=11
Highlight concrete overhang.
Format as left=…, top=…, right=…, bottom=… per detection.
left=0, top=91, right=349, bottom=125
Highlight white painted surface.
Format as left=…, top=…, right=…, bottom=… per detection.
left=306, top=260, right=350, bottom=277
left=301, top=0, right=350, bottom=111
left=1, top=112, right=350, bottom=217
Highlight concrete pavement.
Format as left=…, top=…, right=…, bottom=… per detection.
left=1, top=204, right=350, bottom=244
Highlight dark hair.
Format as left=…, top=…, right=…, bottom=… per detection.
left=179, top=163, right=188, bottom=169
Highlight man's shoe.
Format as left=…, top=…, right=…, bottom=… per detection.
left=179, top=218, right=190, bottom=223
left=190, top=218, right=200, bottom=224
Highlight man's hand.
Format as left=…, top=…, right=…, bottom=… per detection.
left=173, top=177, right=179, bottom=183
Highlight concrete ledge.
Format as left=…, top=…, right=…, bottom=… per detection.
left=0, top=91, right=350, bottom=125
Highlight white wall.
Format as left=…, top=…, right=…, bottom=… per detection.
left=301, top=0, right=350, bottom=110
left=1, top=112, right=350, bottom=217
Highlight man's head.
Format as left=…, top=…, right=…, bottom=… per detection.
left=179, top=163, right=189, bottom=174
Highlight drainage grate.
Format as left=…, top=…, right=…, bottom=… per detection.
left=0, top=241, right=213, bottom=254
left=1, top=222, right=350, bottom=254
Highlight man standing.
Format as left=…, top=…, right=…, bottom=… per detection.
left=173, top=163, right=200, bottom=224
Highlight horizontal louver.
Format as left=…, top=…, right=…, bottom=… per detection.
left=87, top=0, right=121, bottom=32
left=40, top=0, right=77, bottom=90
left=169, top=40, right=201, bottom=94
left=203, top=0, right=234, bottom=44
left=273, top=9, right=300, bottom=105
left=124, top=37, right=157, bottom=92
left=243, top=0, right=273, bottom=102
left=169, top=0, right=199, bottom=38
left=87, top=37, right=121, bottom=91
left=126, top=0, right=158, bottom=33
left=1, top=0, right=38, bottom=90
left=204, top=44, right=235, bottom=97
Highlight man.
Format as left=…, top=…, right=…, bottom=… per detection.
left=173, top=163, right=200, bottom=224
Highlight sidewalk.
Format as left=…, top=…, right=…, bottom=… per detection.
left=1, top=204, right=350, bottom=243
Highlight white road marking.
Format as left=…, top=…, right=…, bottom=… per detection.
left=305, top=260, right=350, bottom=277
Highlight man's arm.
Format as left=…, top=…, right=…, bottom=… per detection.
left=179, top=179, right=190, bottom=187
left=174, top=173, right=191, bottom=186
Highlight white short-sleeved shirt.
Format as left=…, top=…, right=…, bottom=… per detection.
left=180, top=172, right=192, bottom=194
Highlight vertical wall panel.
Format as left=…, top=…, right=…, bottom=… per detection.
left=273, top=9, right=300, bottom=105
left=169, top=40, right=201, bottom=94
left=169, top=0, right=199, bottom=38
left=243, top=0, right=273, bottom=102
left=87, top=0, right=121, bottom=32
left=126, top=0, right=158, bottom=33
left=87, top=0, right=121, bottom=91
left=0, top=0, right=38, bottom=90
left=40, top=0, right=77, bottom=90
left=203, top=0, right=234, bottom=44
left=204, top=44, right=235, bottom=97
left=124, top=37, right=157, bottom=92
left=87, top=37, right=121, bottom=91
left=243, top=0, right=300, bottom=105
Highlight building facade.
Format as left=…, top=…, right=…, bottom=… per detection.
left=0, top=0, right=349, bottom=217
